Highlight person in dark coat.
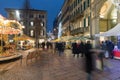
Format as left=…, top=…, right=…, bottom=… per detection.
left=72, top=40, right=81, bottom=57
left=76, top=40, right=82, bottom=57
left=41, top=42, right=45, bottom=50
left=80, top=41, right=85, bottom=57
left=71, top=41, right=77, bottom=56
left=46, top=41, right=50, bottom=49
left=56, top=41, right=65, bottom=56
left=84, top=41, right=93, bottom=80
left=106, top=40, right=114, bottom=59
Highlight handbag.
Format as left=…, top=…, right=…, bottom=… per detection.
left=105, top=51, right=109, bottom=58
left=96, top=59, right=102, bottom=70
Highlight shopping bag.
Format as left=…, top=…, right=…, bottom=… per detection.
left=105, top=51, right=109, bottom=58
left=96, top=59, right=102, bottom=70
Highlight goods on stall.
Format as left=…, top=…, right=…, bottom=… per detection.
left=0, top=14, right=22, bottom=56
left=0, top=50, right=15, bottom=57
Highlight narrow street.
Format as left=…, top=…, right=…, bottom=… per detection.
left=0, top=49, right=120, bottom=80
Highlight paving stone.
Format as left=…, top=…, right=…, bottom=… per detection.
left=0, top=49, right=120, bottom=80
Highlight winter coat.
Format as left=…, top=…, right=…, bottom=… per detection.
left=84, top=42, right=93, bottom=73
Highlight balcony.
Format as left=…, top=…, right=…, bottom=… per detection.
left=71, top=27, right=89, bottom=35
left=70, top=12, right=84, bottom=22
left=71, top=27, right=84, bottom=35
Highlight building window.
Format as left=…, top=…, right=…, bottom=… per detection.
left=39, top=30, right=41, bottom=35
left=84, top=1, right=86, bottom=10
left=42, top=15, right=44, bottom=18
left=30, top=30, right=34, bottom=36
left=88, top=0, right=90, bottom=7
left=41, top=30, right=44, bottom=36
left=88, top=16, right=90, bottom=26
left=81, top=4, right=83, bottom=13
left=78, top=0, right=81, bottom=3
left=40, top=22, right=44, bottom=27
left=30, top=21, right=34, bottom=26
left=39, top=15, right=44, bottom=18
left=29, top=14, right=33, bottom=18
left=84, top=18, right=86, bottom=27
left=70, top=25, right=73, bottom=31
left=39, top=15, right=41, bottom=18
left=78, top=7, right=80, bottom=13
left=20, top=14, right=24, bottom=18
left=20, top=21, right=24, bottom=25
left=74, top=1, right=75, bottom=8
left=91, top=0, right=94, bottom=3
left=75, top=0, right=77, bottom=6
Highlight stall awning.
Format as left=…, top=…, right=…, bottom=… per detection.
left=95, top=23, right=120, bottom=37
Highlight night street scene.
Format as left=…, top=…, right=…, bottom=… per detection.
left=1, top=0, right=120, bottom=80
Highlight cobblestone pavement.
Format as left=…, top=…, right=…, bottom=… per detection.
left=0, top=49, right=120, bottom=80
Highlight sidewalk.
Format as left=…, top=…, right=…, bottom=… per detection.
left=0, top=49, right=120, bottom=80
left=0, top=48, right=37, bottom=74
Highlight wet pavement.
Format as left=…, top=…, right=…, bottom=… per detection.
left=0, top=49, right=120, bottom=80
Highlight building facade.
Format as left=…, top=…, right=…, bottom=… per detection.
left=55, top=0, right=119, bottom=45
left=58, top=0, right=91, bottom=37
left=5, top=8, right=47, bottom=44
left=53, top=18, right=58, bottom=39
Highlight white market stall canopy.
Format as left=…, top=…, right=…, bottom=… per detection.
left=95, top=23, right=120, bottom=37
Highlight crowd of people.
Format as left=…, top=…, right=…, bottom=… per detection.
left=39, top=39, right=116, bottom=80
left=100, top=40, right=114, bottom=59
left=40, top=40, right=94, bottom=80
left=71, top=40, right=92, bottom=58
left=71, top=40, right=93, bottom=80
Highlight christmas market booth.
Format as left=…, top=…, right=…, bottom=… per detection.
left=95, top=23, right=120, bottom=59
left=0, top=14, right=22, bottom=62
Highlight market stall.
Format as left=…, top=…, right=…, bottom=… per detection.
left=0, top=14, right=22, bottom=57
left=113, top=50, right=120, bottom=59
left=95, top=23, right=120, bottom=59
left=95, top=23, right=120, bottom=37
left=14, top=34, right=35, bottom=50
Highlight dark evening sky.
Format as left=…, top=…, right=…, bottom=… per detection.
left=0, top=0, right=64, bottom=32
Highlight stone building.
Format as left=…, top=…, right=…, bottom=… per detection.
left=5, top=8, right=47, bottom=46
left=55, top=0, right=119, bottom=46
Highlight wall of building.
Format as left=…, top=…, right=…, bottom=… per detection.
left=5, top=8, right=47, bottom=40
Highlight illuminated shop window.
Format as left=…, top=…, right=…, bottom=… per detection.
left=40, top=22, right=44, bottom=27
left=30, top=21, right=34, bottom=26
left=30, top=30, right=34, bottom=36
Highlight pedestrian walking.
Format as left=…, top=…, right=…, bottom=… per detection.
left=72, top=40, right=82, bottom=57
left=105, top=40, right=114, bottom=59
left=80, top=41, right=85, bottom=57
left=56, top=41, right=65, bottom=56
left=84, top=41, right=94, bottom=80
left=41, top=41, right=45, bottom=50
left=71, top=41, right=76, bottom=56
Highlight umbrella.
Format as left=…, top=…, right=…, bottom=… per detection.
left=14, top=34, right=35, bottom=41
left=51, top=38, right=61, bottom=42
left=68, top=36, right=91, bottom=41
